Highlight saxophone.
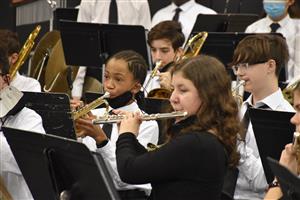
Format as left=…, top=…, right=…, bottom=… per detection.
left=9, top=25, right=41, bottom=79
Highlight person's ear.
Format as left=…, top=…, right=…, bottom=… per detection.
left=131, top=82, right=142, bottom=95
left=266, top=59, right=276, bottom=74
left=9, top=53, right=19, bottom=66
left=174, top=47, right=184, bottom=61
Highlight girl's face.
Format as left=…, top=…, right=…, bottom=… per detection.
left=103, top=58, right=139, bottom=98
left=170, top=71, right=202, bottom=116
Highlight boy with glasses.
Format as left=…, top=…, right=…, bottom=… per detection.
left=245, top=0, right=300, bottom=82
left=230, top=34, right=295, bottom=200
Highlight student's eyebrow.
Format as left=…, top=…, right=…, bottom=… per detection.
left=112, top=72, right=126, bottom=77
left=159, top=47, right=170, bottom=50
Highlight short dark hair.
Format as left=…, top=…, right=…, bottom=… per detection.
left=107, top=50, right=148, bottom=84
left=147, top=20, right=185, bottom=51
left=0, top=29, right=20, bottom=55
left=231, top=34, right=289, bottom=78
left=0, top=41, right=10, bottom=75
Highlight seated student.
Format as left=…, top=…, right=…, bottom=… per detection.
left=0, top=43, right=45, bottom=200
left=113, top=55, right=241, bottom=200
left=264, top=81, right=300, bottom=199
left=230, top=34, right=295, bottom=200
left=245, top=0, right=300, bottom=81
left=72, top=0, right=151, bottom=101
left=143, top=20, right=185, bottom=96
left=0, top=29, right=41, bottom=92
left=151, top=0, right=216, bottom=42
left=74, top=50, right=159, bottom=199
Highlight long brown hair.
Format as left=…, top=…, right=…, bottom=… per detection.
left=172, top=55, right=241, bottom=167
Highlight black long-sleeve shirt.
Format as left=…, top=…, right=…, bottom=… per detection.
left=116, top=117, right=228, bottom=200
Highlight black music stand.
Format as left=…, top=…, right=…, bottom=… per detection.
left=23, top=91, right=76, bottom=139
left=267, top=157, right=300, bottom=200
left=53, top=8, right=78, bottom=30
left=249, top=108, right=295, bottom=183
left=191, top=13, right=259, bottom=33
left=2, top=127, right=120, bottom=200
left=59, top=20, right=150, bottom=68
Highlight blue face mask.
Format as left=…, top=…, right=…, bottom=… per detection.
left=263, top=2, right=286, bottom=19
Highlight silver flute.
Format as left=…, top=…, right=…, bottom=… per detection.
left=92, top=111, right=188, bottom=124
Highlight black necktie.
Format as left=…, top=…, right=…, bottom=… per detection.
left=101, top=110, right=114, bottom=139
left=270, top=23, right=280, bottom=33
left=109, top=0, right=118, bottom=24
left=172, top=7, right=182, bottom=22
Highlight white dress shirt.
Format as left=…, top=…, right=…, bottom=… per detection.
left=151, top=0, right=216, bottom=42
left=0, top=107, right=45, bottom=200
left=71, top=0, right=152, bottom=99
left=82, top=101, right=159, bottom=193
left=11, top=72, right=41, bottom=92
left=234, top=88, right=295, bottom=200
left=245, top=15, right=300, bottom=81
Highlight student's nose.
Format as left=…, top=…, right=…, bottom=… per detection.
left=290, top=112, right=300, bottom=130
left=169, top=90, right=177, bottom=104
left=153, top=51, right=162, bottom=62
left=105, top=79, right=114, bottom=89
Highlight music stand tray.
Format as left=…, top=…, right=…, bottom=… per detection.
left=249, top=108, right=295, bottom=183
left=267, top=157, right=300, bottom=200
left=23, top=91, right=76, bottom=139
left=59, top=20, right=150, bottom=68
left=2, top=127, right=120, bottom=200
left=191, top=13, right=259, bottom=33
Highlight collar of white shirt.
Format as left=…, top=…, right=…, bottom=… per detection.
left=266, top=14, right=291, bottom=28
left=170, top=0, right=195, bottom=13
left=243, top=88, right=284, bottom=110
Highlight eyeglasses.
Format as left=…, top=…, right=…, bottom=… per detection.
left=231, top=63, right=250, bottom=75
left=231, top=61, right=267, bottom=75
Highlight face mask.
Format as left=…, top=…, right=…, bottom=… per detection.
left=107, top=91, right=133, bottom=109
left=263, top=2, right=286, bottom=19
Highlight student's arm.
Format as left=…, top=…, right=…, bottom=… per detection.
left=116, top=132, right=214, bottom=184
left=77, top=0, right=93, bottom=22
left=71, top=67, right=86, bottom=100
left=136, top=0, right=151, bottom=30
left=264, top=143, right=298, bottom=200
